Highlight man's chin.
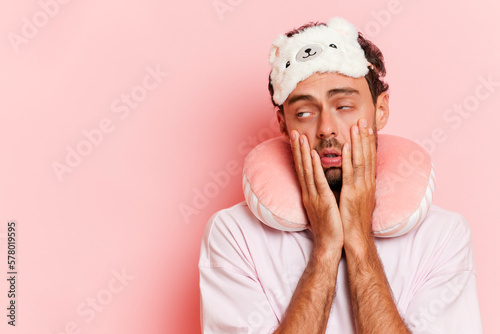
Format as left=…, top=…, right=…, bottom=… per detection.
left=325, top=167, right=342, bottom=192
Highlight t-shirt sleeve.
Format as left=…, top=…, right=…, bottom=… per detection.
left=405, top=212, right=482, bottom=333
left=198, top=210, right=279, bottom=334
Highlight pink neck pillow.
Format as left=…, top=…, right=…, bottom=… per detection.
left=242, top=134, right=435, bottom=237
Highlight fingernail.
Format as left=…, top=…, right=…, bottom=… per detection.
left=299, top=136, right=304, bottom=145
left=354, top=126, right=359, bottom=134
left=345, top=143, right=350, bottom=151
left=361, top=119, right=367, bottom=127
left=290, top=131, right=296, bottom=140
left=369, top=127, right=373, bottom=135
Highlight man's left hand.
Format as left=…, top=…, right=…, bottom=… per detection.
left=339, top=118, right=377, bottom=242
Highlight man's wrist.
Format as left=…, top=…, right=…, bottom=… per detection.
left=312, top=242, right=343, bottom=265
left=343, top=228, right=375, bottom=258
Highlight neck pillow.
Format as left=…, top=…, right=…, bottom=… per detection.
left=242, top=134, right=435, bottom=237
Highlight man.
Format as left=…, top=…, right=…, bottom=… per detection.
left=199, top=17, right=482, bottom=333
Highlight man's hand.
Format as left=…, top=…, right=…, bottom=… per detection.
left=289, top=129, right=343, bottom=250
left=273, top=130, right=344, bottom=333
left=339, top=118, right=377, bottom=243
left=339, top=120, right=410, bottom=333
left=289, top=116, right=377, bottom=245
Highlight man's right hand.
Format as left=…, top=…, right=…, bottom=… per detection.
left=289, top=130, right=344, bottom=252
left=273, top=131, right=344, bottom=334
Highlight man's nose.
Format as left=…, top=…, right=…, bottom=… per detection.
left=317, top=112, right=339, bottom=138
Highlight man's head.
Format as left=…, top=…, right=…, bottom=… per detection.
left=267, top=17, right=390, bottom=191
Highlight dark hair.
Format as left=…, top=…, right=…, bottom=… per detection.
left=268, top=22, right=389, bottom=109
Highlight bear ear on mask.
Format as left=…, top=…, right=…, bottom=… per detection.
left=269, top=34, right=287, bottom=64
left=242, top=134, right=435, bottom=237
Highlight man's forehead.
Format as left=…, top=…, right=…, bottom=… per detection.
left=285, top=73, right=365, bottom=104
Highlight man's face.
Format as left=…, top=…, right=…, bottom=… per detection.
left=278, top=72, right=388, bottom=191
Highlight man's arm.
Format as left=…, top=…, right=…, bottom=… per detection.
left=344, top=236, right=411, bottom=333
left=274, top=131, right=344, bottom=333
left=340, top=119, right=410, bottom=333
left=274, top=246, right=341, bottom=333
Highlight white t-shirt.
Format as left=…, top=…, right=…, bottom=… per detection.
left=199, top=202, right=482, bottom=333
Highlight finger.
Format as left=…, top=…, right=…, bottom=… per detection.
left=310, top=149, right=332, bottom=197
left=358, top=118, right=372, bottom=184
left=299, top=135, right=318, bottom=198
left=290, top=130, right=308, bottom=197
left=350, top=123, right=365, bottom=182
left=369, top=127, right=377, bottom=181
left=341, top=142, right=353, bottom=186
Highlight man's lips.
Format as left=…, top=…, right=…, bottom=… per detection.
left=319, top=149, right=342, bottom=167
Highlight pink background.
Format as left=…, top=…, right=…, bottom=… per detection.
left=1, top=0, right=498, bottom=333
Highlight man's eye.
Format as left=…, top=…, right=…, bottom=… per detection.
left=338, top=106, right=352, bottom=110
left=297, top=111, right=312, bottom=118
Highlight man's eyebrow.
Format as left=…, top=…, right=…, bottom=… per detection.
left=287, top=88, right=360, bottom=106
left=287, top=94, right=316, bottom=106
left=327, top=88, right=360, bottom=98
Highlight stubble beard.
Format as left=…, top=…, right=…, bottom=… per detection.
left=319, top=125, right=378, bottom=193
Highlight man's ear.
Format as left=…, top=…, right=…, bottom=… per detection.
left=375, top=92, right=389, bottom=131
left=276, top=109, right=289, bottom=139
